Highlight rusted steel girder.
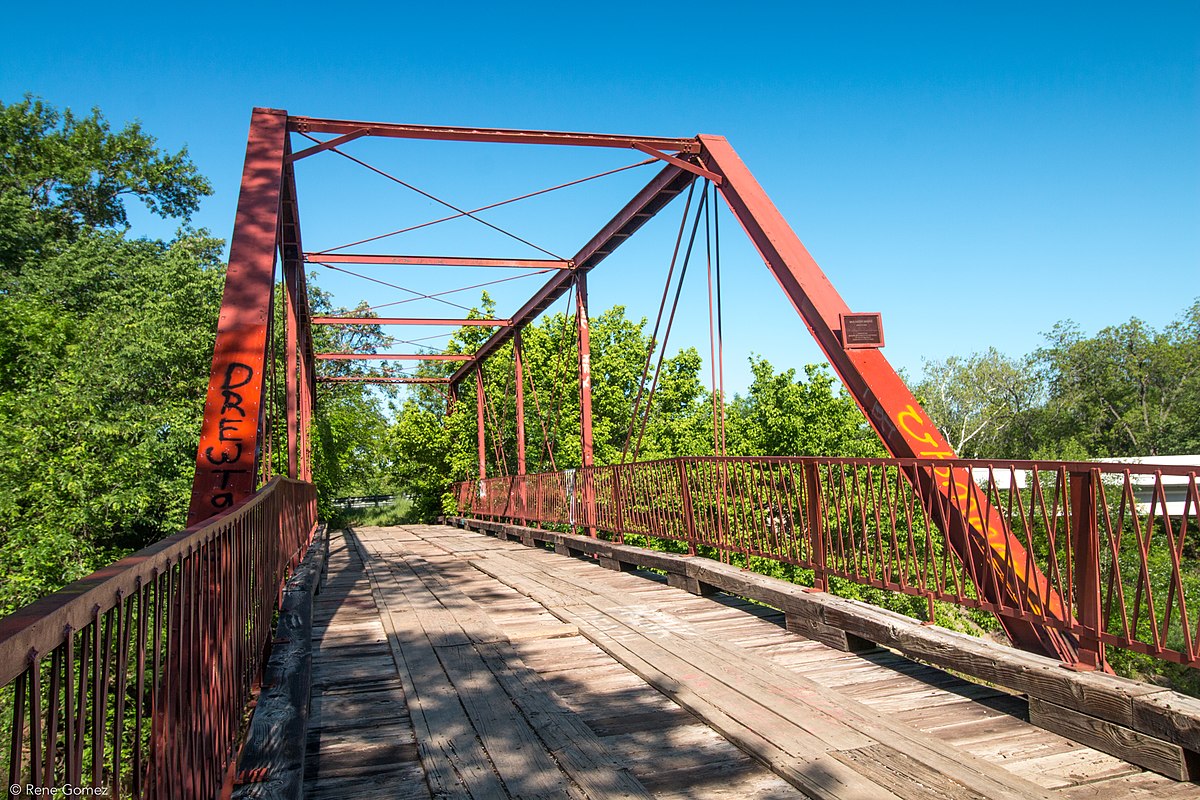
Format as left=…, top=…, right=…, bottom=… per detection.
left=304, top=253, right=571, bottom=269
left=476, top=368, right=486, bottom=481
left=280, top=135, right=313, bottom=482
left=312, top=317, right=511, bottom=327
left=699, top=135, right=1078, bottom=663
left=317, top=376, right=449, bottom=384
left=576, top=274, right=595, bottom=471
left=187, top=108, right=288, bottom=526
left=514, top=332, right=527, bottom=477
left=286, top=116, right=701, bottom=153
left=315, top=353, right=473, bottom=361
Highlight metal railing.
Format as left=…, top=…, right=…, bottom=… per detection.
left=457, top=456, right=1200, bottom=668
left=0, top=477, right=318, bottom=799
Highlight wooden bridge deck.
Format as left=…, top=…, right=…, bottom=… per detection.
left=303, top=524, right=1199, bottom=799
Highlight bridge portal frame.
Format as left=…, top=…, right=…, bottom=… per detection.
left=189, top=109, right=1088, bottom=666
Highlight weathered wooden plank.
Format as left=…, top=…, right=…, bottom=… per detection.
left=370, top=537, right=655, bottom=799
left=1029, top=696, right=1197, bottom=781
left=551, top=602, right=906, bottom=800
left=573, top=601, right=1058, bottom=800
left=1132, top=690, right=1200, bottom=752
left=434, top=641, right=579, bottom=799
left=460, top=525, right=1070, bottom=800
left=476, top=642, right=655, bottom=799
left=833, top=744, right=992, bottom=800
left=457, top=517, right=1200, bottom=772
left=1054, top=770, right=1200, bottom=799
left=352, top=536, right=506, bottom=799
left=305, top=763, right=430, bottom=800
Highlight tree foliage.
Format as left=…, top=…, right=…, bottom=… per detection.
left=917, top=300, right=1200, bottom=460
left=386, top=295, right=883, bottom=519
left=0, top=95, right=211, bottom=233
left=727, top=358, right=884, bottom=459
left=916, top=348, right=1040, bottom=458
left=0, top=97, right=219, bottom=614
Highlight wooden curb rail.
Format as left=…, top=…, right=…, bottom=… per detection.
left=447, top=516, right=1200, bottom=782
left=232, top=525, right=330, bottom=799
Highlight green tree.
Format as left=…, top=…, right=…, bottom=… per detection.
left=915, top=348, right=1041, bottom=458
left=0, top=96, right=234, bottom=616
left=0, top=95, right=210, bottom=234
left=303, top=289, right=397, bottom=518
left=1035, top=302, right=1200, bottom=457
left=727, top=358, right=884, bottom=458
left=915, top=300, right=1200, bottom=460
left=0, top=95, right=221, bottom=614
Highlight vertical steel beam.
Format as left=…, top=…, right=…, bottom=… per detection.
left=576, top=274, right=594, bottom=470
left=476, top=368, right=487, bottom=481
left=187, top=108, right=288, bottom=527
left=700, top=134, right=1077, bottom=662
left=514, top=333, right=527, bottom=523
left=282, top=260, right=298, bottom=479
left=514, top=332, right=527, bottom=477
left=576, top=273, right=595, bottom=536
left=279, top=140, right=306, bottom=481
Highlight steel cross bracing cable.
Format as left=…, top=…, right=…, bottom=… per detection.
left=363, top=269, right=554, bottom=314
left=313, top=158, right=656, bottom=255
left=296, top=131, right=564, bottom=260
left=543, top=281, right=577, bottom=471
left=621, top=179, right=698, bottom=463
left=706, top=182, right=721, bottom=459
left=312, top=261, right=473, bottom=312
left=632, top=183, right=709, bottom=462
left=524, top=349, right=557, bottom=473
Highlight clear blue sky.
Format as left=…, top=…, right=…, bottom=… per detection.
left=4, top=1, right=1197, bottom=394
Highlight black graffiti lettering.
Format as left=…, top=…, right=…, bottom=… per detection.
left=205, top=442, right=244, bottom=465
left=219, top=418, right=243, bottom=441
left=219, top=363, right=254, bottom=417
left=200, top=363, right=258, bottom=512
left=220, top=389, right=246, bottom=417
left=223, top=362, right=254, bottom=390
left=211, top=468, right=249, bottom=489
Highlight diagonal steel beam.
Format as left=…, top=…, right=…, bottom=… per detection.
left=287, top=129, right=369, bottom=162
left=700, top=133, right=1079, bottom=664
left=448, top=164, right=696, bottom=389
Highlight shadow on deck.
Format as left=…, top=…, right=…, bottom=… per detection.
left=300, top=524, right=1199, bottom=800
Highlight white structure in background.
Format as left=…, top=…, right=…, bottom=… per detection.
left=970, top=456, right=1199, bottom=516
left=1096, top=455, right=1200, bottom=516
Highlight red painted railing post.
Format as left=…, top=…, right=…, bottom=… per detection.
left=612, top=465, right=626, bottom=543
left=804, top=462, right=827, bottom=591
left=678, top=460, right=698, bottom=555
left=1069, top=468, right=1104, bottom=670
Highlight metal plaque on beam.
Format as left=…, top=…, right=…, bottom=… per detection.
left=839, top=313, right=885, bottom=349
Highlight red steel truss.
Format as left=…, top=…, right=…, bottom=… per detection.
left=190, top=108, right=1084, bottom=663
